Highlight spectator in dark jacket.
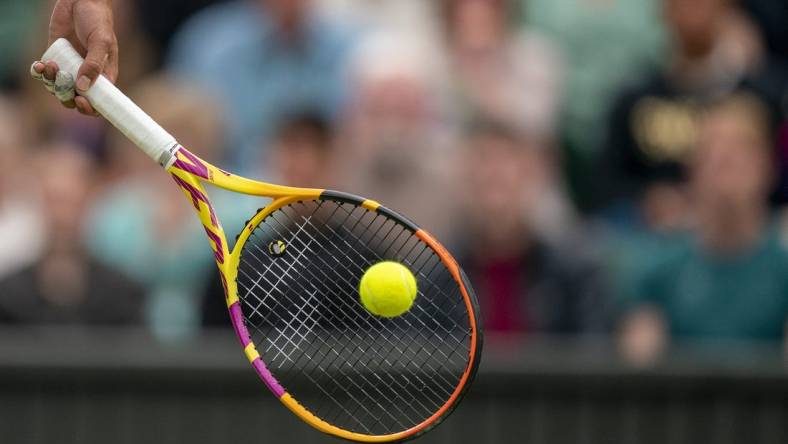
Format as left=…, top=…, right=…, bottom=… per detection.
left=456, top=120, right=609, bottom=335
left=600, top=0, right=786, bottom=226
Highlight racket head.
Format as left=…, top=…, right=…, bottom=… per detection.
left=225, top=190, right=483, bottom=443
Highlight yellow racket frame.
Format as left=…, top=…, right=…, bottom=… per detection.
left=168, top=147, right=482, bottom=443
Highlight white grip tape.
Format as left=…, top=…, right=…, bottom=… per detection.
left=41, top=38, right=178, bottom=167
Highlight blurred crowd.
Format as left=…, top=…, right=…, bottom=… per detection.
left=0, top=0, right=787, bottom=365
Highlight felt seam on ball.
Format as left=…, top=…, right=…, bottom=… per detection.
left=399, top=266, right=417, bottom=301
left=361, top=277, right=380, bottom=315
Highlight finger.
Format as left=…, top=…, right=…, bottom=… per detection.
left=43, top=61, right=59, bottom=81
left=76, top=32, right=112, bottom=92
left=37, top=61, right=59, bottom=95
left=75, top=96, right=97, bottom=116
left=30, top=62, right=45, bottom=81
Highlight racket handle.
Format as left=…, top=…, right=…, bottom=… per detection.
left=40, top=38, right=178, bottom=167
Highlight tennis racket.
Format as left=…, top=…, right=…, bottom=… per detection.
left=33, top=38, right=482, bottom=443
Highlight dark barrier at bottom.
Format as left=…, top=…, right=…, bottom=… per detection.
left=0, top=328, right=785, bottom=444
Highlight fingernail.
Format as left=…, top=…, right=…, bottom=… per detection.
left=34, top=62, right=44, bottom=72
left=76, top=75, right=90, bottom=91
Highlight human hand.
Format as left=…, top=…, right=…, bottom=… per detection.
left=32, top=0, right=117, bottom=116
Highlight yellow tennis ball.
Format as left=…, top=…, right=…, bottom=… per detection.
left=359, top=261, right=417, bottom=318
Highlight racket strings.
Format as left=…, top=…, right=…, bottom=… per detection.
left=240, top=254, right=460, bottom=431
left=238, top=253, right=441, bottom=430
left=312, top=202, right=471, bottom=349
left=242, top=229, right=461, bottom=411
left=236, top=199, right=473, bottom=435
left=239, top=229, right=445, bottom=424
left=254, top=206, right=467, bottom=397
left=237, top=265, right=430, bottom=431
left=241, top=245, right=460, bottom=398
left=238, top=243, right=457, bottom=425
left=242, top=231, right=464, bottom=392
left=246, top=201, right=470, bottom=410
left=329, top=203, right=472, bottom=340
left=269, top=201, right=470, bottom=359
left=293, top=204, right=470, bottom=350
left=275, top=202, right=471, bottom=367
left=252, top=203, right=468, bottom=390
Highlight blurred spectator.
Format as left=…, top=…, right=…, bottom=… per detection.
left=524, top=0, right=667, bottom=210
left=264, top=112, right=338, bottom=188
left=337, top=32, right=459, bottom=240
left=168, top=0, right=357, bottom=172
left=620, top=94, right=788, bottom=365
left=457, top=120, right=608, bottom=336
left=135, top=0, right=230, bottom=65
left=441, top=0, right=563, bottom=137
left=601, top=0, right=779, bottom=226
left=0, top=143, right=143, bottom=325
left=86, top=75, right=224, bottom=340
left=0, top=96, right=44, bottom=278
left=318, top=0, right=439, bottom=40
left=203, top=111, right=337, bottom=326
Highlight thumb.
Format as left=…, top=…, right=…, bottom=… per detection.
left=75, top=32, right=113, bottom=92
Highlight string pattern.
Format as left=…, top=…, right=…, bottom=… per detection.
left=237, top=199, right=473, bottom=435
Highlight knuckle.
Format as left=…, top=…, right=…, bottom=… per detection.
left=95, top=34, right=113, bottom=47
left=82, top=59, right=102, bottom=74
left=89, top=28, right=114, bottom=48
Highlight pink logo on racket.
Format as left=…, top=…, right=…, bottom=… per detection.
left=171, top=175, right=219, bottom=228
left=171, top=173, right=225, bottom=264
left=172, top=147, right=210, bottom=179
left=204, top=227, right=225, bottom=264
